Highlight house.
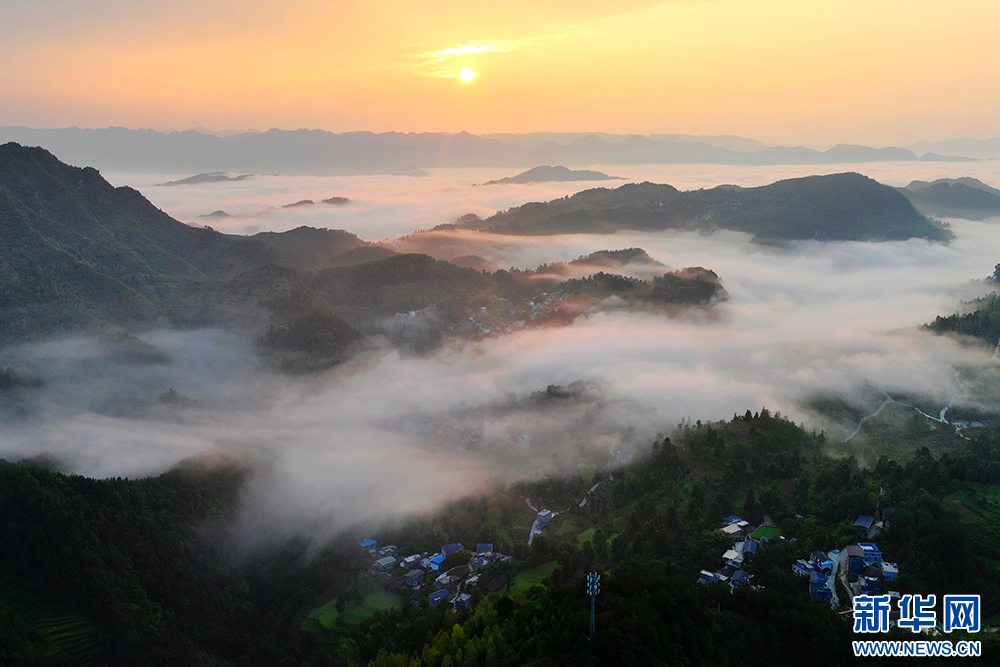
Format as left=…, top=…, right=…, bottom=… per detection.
left=428, top=589, right=450, bottom=608
left=359, top=539, right=377, bottom=554
left=722, top=549, right=743, bottom=568
left=845, top=545, right=865, bottom=575
left=810, top=550, right=833, bottom=573
left=441, top=543, right=464, bottom=555
left=722, top=515, right=744, bottom=526
left=400, top=554, right=424, bottom=569
left=721, top=521, right=751, bottom=538
left=453, top=593, right=472, bottom=610
left=793, top=559, right=816, bottom=577
left=881, top=562, right=899, bottom=582
left=697, top=570, right=729, bottom=585
left=374, top=556, right=397, bottom=572
left=434, top=573, right=455, bottom=589
left=859, top=575, right=882, bottom=594
left=475, top=543, right=493, bottom=554
left=405, top=569, right=425, bottom=588
left=854, top=515, right=876, bottom=533
left=465, top=575, right=480, bottom=588
left=742, top=539, right=759, bottom=556
left=809, top=571, right=832, bottom=601
left=731, top=570, right=751, bottom=588
left=858, top=543, right=883, bottom=566
left=421, top=554, right=446, bottom=572
left=535, top=510, right=554, bottom=529
left=377, top=545, right=399, bottom=559
left=721, top=524, right=742, bottom=537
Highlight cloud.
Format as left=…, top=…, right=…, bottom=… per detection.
left=3, top=162, right=999, bottom=545
left=403, top=25, right=599, bottom=78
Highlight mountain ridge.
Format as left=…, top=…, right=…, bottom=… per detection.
left=897, top=177, right=1000, bottom=220
left=459, top=173, right=952, bottom=242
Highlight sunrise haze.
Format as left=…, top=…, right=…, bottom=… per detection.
left=3, top=0, right=1000, bottom=146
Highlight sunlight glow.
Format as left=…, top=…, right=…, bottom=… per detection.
left=459, top=67, right=476, bottom=83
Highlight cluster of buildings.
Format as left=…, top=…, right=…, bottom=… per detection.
left=697, top=515, right=768, bottom=590
left=465, top=292, right=571, bottom=338
left=791, top=514, right=898, bottom=604
left=792, top=550, right=836, bottom=602
left=358, top=539, right=515, bottom=611
left=844, top=541, right=898, bottom=596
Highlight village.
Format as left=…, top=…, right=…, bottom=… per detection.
left=355, top=539, right=518, bottom=613
left=698, top=512, right=900, bottom=619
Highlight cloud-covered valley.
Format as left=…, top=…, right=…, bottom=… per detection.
left=3, top=162, right=1000, bottom=543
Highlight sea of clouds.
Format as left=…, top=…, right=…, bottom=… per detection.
left=2, top=161, right=999, bottom=543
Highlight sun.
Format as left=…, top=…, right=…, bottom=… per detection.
left=459, top=67, right=476, bottom=83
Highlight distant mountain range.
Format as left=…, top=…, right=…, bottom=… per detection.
left=906, top=137, right=1000, bottom=160
left=0, top=126, right=985, bottom=175
left=481, top=165, right=624, bottom=185
left=459, top=173, right=953, bottom=243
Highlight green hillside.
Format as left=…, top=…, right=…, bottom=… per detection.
left=899, top=180, right=1000, bottom=220
left=0, top=143, right=275, bottom=338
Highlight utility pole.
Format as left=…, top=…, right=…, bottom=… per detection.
left=587, top=571, right=600, bottom=640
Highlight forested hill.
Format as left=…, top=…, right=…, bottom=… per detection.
left=249, top=226, right=396, bottom=271
left=4, top=410, right=1000, bottom=665
left=460, top=173, right=953, bottom=242
left=897, top=178, right=1000, bottom=220
left=0, top=144, right=729, bottom=358
left=0, top=143, right=276, bottom=337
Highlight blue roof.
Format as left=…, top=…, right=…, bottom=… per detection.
left=428, top=589, right=449, bottom=601
left=476, top=543, right=493, bottom=552
left=441, top=543, right=464, bottom=554
left=359, top=539, right=377, bottom=548
left=430, top=554, right=446, bottom=564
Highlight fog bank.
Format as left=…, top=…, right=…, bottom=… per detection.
left=3, top=166, right=1000, bottom=543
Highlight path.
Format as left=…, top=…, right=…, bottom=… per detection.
left=843, top=372, right=971, bottom=443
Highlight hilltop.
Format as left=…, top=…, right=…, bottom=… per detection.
left=250, top=226, right=395, bottom=271
left=158, top=171, right=253, bottom=186
left=459, top=173, right=953, bottom=243
left=481, top=165, right=624, bottom=185
left=897, top=177, right=1000, bottom=220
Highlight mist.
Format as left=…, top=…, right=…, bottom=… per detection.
left=107, top=159, right=1000, bottom=240
left=3, top=163, right=1000, bottom=545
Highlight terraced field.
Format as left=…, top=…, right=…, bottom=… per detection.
left=34, top=615, right=104, bottom=666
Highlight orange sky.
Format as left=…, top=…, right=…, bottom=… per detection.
left=3, top=0, right=999, bottom=146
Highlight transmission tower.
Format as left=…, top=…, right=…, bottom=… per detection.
left=587, top=571, right=600, bottom=639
